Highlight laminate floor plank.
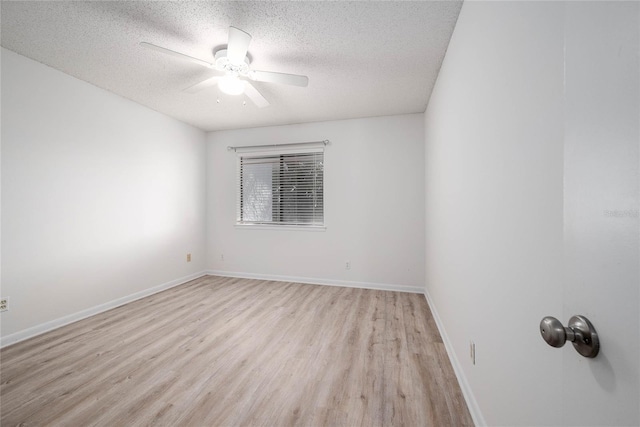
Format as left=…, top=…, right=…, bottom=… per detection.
left=1, top=276, right=473, bottom=426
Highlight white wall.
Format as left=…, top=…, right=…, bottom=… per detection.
left=423, top=2, right=565, bottom=425
left=207, top=114, right=425, bottom=292
left=1, top=48, right=207, bottom=343
left=424, top=1, right=639, bottom=426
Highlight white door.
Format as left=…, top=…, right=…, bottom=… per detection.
left=562, top=2, right=639, bottom=425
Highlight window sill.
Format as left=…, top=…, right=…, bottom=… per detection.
left=235, top=223, right=327, bottom=232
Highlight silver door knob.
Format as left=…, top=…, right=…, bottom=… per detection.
left=539, top=315, right=599, bottom=358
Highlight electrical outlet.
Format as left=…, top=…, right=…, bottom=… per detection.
left=0, top=297, right=9, bottom=312
left=470, top=341, right=476, bottom=365
left=186, top=253, right=191, bottom=262
left=345, top=261, right=351, bottom=270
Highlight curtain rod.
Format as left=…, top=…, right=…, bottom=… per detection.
left=227, top=140, right=329, bottom=152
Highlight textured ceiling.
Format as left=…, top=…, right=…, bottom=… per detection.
left=1, top=1, right=462, bottom=132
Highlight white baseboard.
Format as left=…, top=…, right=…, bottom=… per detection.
left=423, top=289, right=486, bottom=427
left=0, top=271, right=208, bottom=348
left=206, top=270, right=423, bottom=294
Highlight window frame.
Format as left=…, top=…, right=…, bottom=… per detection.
left=234, top=143, right=326, bottom=231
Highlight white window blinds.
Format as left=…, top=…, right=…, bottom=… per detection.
left=237, top=147, right=324, bottom=227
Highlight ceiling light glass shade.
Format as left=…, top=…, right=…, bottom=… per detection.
left=219, top=75, right=245, bottom=96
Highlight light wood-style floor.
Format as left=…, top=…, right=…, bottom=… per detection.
left=1, top=276, right=473, bottom=426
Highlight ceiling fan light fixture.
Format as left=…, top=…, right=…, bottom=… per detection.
left=219, top=75, right=245, bottom=96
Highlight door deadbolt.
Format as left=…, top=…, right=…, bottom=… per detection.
left=539, top=315, right=599, bottom=358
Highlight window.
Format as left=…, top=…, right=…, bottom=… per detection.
left=236, top=146, right=324, bottom=227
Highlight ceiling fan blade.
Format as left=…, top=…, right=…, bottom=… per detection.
left=244, top=82, right=270, bottom=108
left=183, top=75, right=221, bottom=93
left=227, top=27, right=252, bottom=65
left=140, top=42, right=213, bottom=68
left=249, top=70, right=309, bottom=87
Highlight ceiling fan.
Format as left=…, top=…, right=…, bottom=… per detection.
left=141, top=27, right=309, bottom=108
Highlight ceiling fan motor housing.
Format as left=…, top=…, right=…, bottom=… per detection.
left=214, top=49, right=250, bottom=76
